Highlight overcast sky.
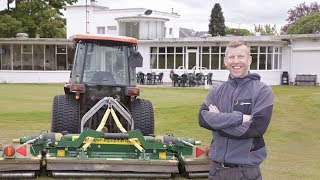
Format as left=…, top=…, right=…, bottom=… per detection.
left=74, top=0, right=317, bottom=33
left=0, top=0, right=317, bottom=33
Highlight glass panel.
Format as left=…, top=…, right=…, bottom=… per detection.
left=268, top=47, right=273, bottom=53
left=167, top=47, right=174, bottom=53
left=150, top=47, right=157, bottom=53
left=188, top=52, right=196, bottom=69
left=220, top=54, right=227, bottom=69
left=221, top=47, right=226, bottom=53
left=139, top=21, right=148, bottom=40
left=260, top=47, right=266, bottom=53
left=150, top=54, right=157, bottom=69
left=267, top=54, right=273, bottom=70
left=1, top=44, right=11, bottom=70
left=149, top=21, right=157, bottom=39
left=259, top=54, right=266, bottom=70
left=273, top=55, right=279, bottom=69
left=159, top=47, right=165, bottom=53
left=275, top=47, right=279, bottom=53
left=211, top=54, right=219, bottom=69
left=202, top=54, right=209, bottom=69
left=45, top=45, right=56, bottom=70
left=279, top=55, right=282, bottom=69
left=167, top=54, right=174, bottom=69
left=250, top=46, right=258, bottom=53
left=159, top=54, right=165, bottom=69
left=57, top=45, right=67, bottom=54
left=22, top=54, right=32, bottom=70
left=251, top=54, right=258, bottom=70
left=267, top=57, right=272, bottom=70
left=211, top=46, right=219, bottom=53
left=131, top=22, right=139, bottom=39
left=34, top=45, right=44, bottom=70
left=13, top=44, right=21, bottom=70
left=176, top=47, right=183, bottom=53
left=274, top=54, right=279, bottom=69
left=279, top=47, right=282, bottom=53
left=202, top=47, right=209, bottom=53
left=57, top=54, right=66, bottom=70
left=22, top=44, right=32, bottom=53
left=175, top=54, right=183, bottom=69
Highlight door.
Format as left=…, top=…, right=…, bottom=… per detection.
left=187, top=48, right=199, bottom=73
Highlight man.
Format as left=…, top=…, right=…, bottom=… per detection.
left=198, top=41, right=274, bottom=180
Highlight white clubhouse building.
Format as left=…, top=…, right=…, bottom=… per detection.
left=0, top=1, right=319, bottom=85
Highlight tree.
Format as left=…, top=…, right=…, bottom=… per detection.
left=254, top=24, right=277, bottom=35
left=208, top=3, right=226, bottom=36
left=225, top=27, right=252, bottom=36
left=14, top=0, right=67, bottom=38
left=0, top=0, right=78, bottom=38
left=287, top=12, right=320, bottom=34
left=0, top=14, right=26, bottom=38
left=281, top=2, right=320, bottom=34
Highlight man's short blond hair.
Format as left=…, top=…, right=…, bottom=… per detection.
left=225, top=41, right=250, bottom=55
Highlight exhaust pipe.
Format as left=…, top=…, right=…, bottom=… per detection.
left=52, top=171, right=172, bottom=179
left=0, top=172, right=36, bottom=179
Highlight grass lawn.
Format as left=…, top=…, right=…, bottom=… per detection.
left=0, top=84, right=319, bottom=179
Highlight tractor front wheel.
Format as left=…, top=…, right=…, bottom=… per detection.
left=129, top=99, right=154, bottom=136
left=51, top=94, right=80, bottom=133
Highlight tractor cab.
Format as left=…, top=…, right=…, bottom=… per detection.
left=70, top=34, right=142, bottom=86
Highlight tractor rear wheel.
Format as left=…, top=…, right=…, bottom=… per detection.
left=129, top=99, right=154, bottom=136
left=51, top=94, right=80, bottom=133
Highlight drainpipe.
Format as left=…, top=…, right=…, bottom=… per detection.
left=288, top=39, right=293, bottom=85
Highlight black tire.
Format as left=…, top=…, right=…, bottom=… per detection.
left=51, top=94, right=80, bottom=133
left=129, top=99, right=154, bottom=136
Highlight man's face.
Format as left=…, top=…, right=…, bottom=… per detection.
left=224, top=45, right=252, bottom=78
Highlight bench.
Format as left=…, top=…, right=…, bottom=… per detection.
left=295, top=74, right=317, bottom=86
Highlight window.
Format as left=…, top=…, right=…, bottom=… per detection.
left=149, top=46, right=186, bottom=70
left=97, top=26, right=105, bottom=34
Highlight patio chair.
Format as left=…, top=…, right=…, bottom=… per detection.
left=206, top=73, right=213, bottom=85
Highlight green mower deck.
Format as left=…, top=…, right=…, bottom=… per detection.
left=0, top=129, right=209, bottom=179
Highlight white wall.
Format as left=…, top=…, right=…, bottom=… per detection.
left=0, top=71, right=70, bottom=83
left=291, top=39, right=320, bottom=85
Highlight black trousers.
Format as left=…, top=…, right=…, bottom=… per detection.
left=208, top=160, right=262, bottom=180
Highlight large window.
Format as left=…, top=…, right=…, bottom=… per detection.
left=149, top=45, right=283, bottom=71
left=120, top=20, right=165, bottom=40
left=0, top=43, right=72, bottom=71
left=250, top=46, right=282, bottom=70
left=150, top=46, right=186, bottom=70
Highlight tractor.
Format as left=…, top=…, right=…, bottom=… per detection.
left=51, top=34, right=154, bottom=136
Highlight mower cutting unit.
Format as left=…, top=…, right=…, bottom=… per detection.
left=0, top=128, right=209, bottom=179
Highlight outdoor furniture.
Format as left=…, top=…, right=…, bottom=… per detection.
left=137, top=72, right=145, bottom=84
left=172, top=74, right=180, bottom=87
left=156, top=72, right=164, bottom=84
left=188, top=73, right=197, bottom=87
left=196, top=73, right=204, bottom=85
left=206, top=73, right=213, bottom=85
left=295, top=74, right=317, bottom=86
left=179, top=74, right=188, bottom=87
left=146, top=73, right=153, bottom=84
